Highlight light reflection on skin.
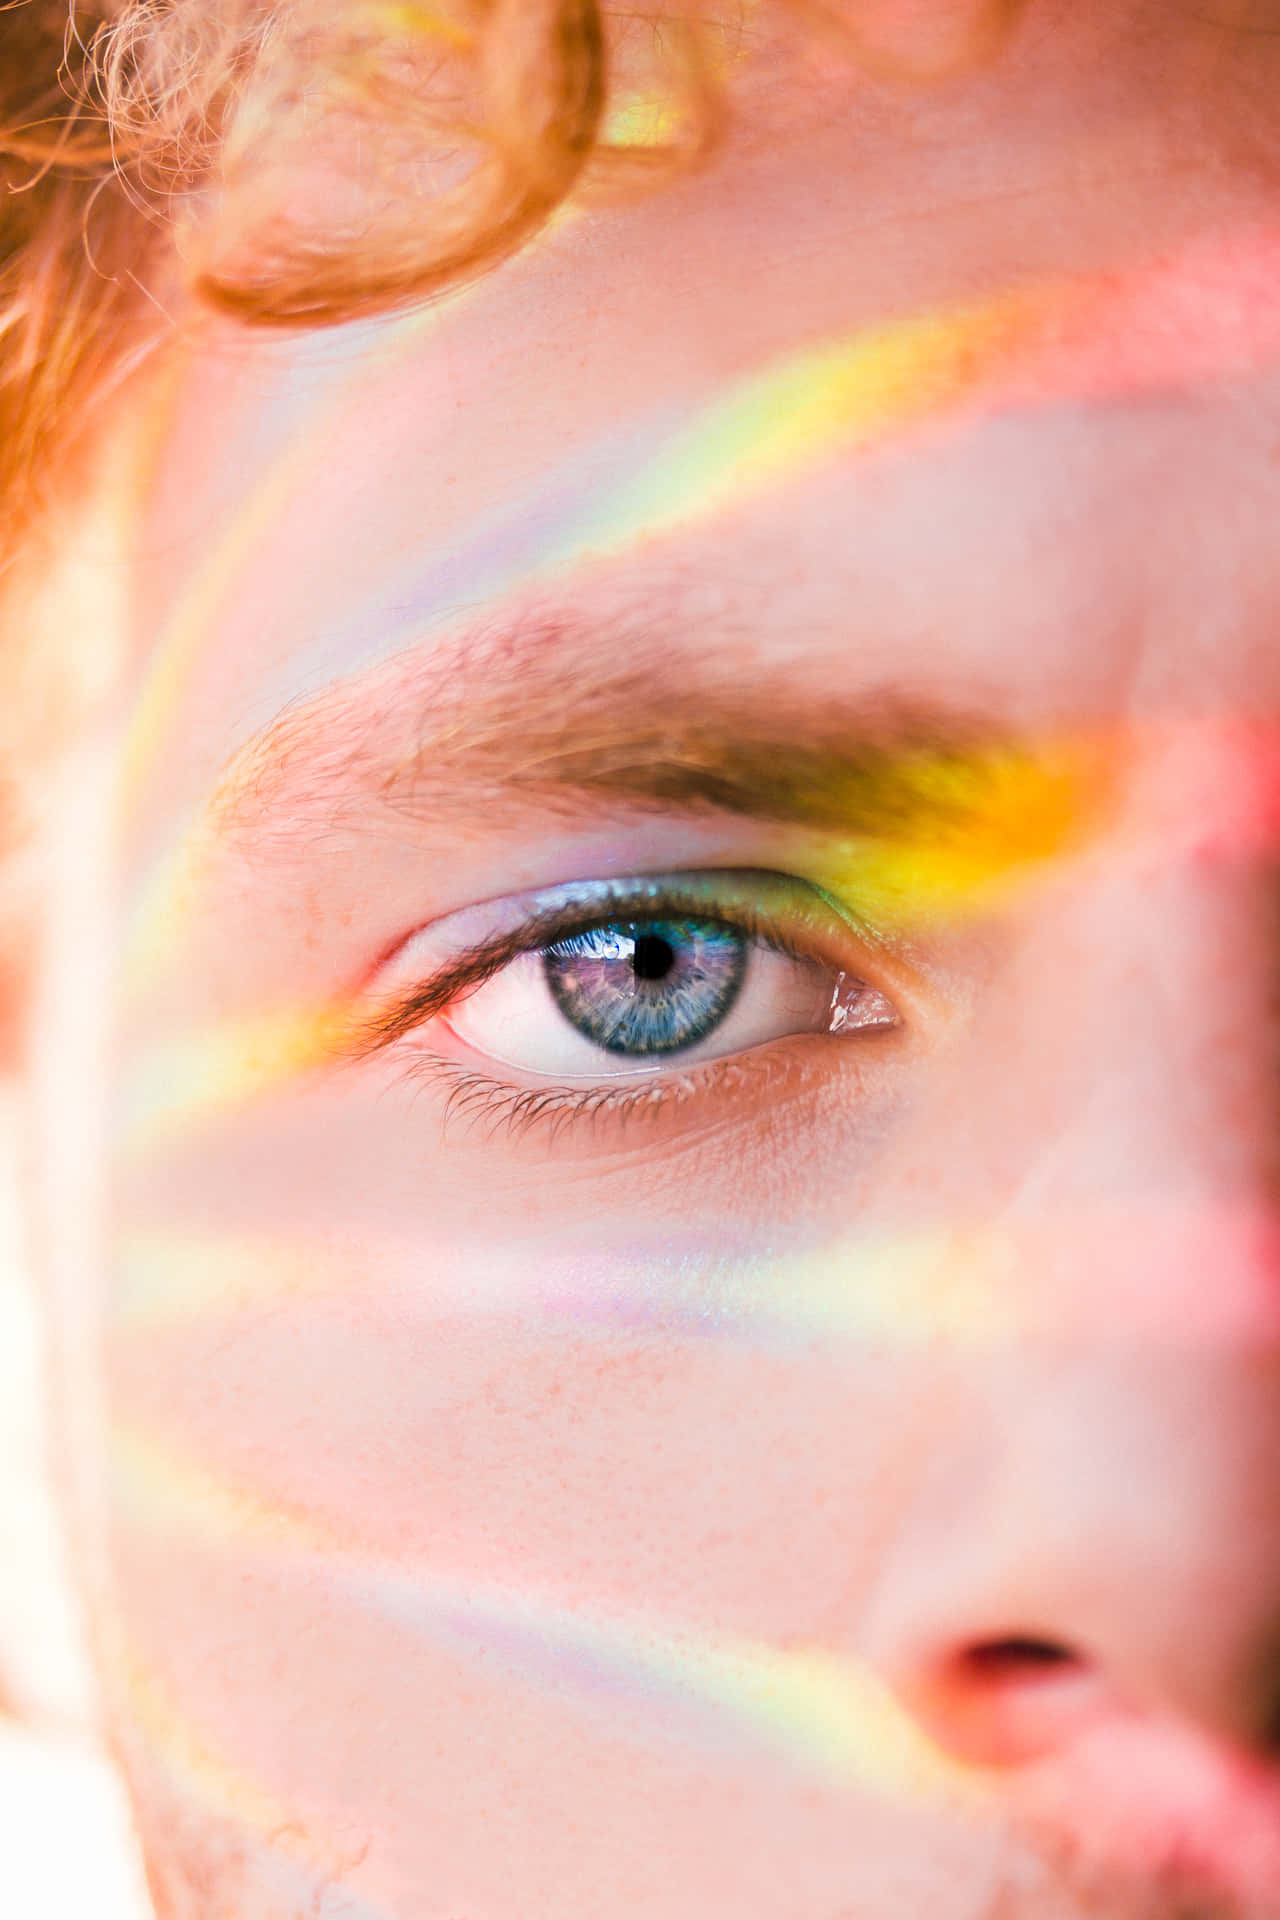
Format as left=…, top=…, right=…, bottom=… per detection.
left=54, top=31, right=1280, bottom=1914
left=116, top=302, right=461, bottom=821
left=109, top=1417, right=972, bottom=1805
left=102, top=656, right=1280, bottom=1899
left=102, top=405, right=1280, bottom=1916
left=116, top=281, right=1048, bottom=998
left=115, top=729, right=1099, bottom=1150
left=102, top=1190, right=1280, bottom=1908
left=105, top=684, right=1280, bottom=1893
left=111, top=1223, right=1015, bottom=1343
left=113, top=703, right=1280, bottom=1166
left=109, top=1210, right=1280, bottom=1352
left=122, top=212, right=1280, bottom=798
left=118, top=219, right=1280, bottom=1017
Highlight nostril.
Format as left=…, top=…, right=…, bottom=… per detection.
left=910, top=1637, right=1101, bottom=1767
left=960, top=1635, right=1083, bottom=1680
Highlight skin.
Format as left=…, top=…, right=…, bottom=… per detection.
left=21, top=2, right=1280, bottom=1915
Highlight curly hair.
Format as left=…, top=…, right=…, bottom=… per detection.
left=0, top=0, right=1035, bottom=564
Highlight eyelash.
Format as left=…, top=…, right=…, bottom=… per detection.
left=357, top=892, right=851, bottom=1051
left=351, top=878, right=894, bottom=1143
left=390, top=1032, right=829, bottom=1146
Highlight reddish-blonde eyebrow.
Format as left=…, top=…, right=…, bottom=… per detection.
left=205, top=598, right=1060, bottom=854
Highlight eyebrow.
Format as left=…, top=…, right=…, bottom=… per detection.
left=207, top=599, right=1081, bottom=858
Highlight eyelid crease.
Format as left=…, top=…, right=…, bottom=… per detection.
left=343, top=869, right=877, bottom=1060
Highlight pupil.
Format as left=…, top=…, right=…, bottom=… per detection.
left=631, top=932, right=675, bottom=982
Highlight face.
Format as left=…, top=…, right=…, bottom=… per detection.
left=25, top=6, right=1280, bottom=1917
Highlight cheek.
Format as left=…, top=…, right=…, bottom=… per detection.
left=100, top=1059, right=995, bottom=1914
left=102, top=975, right=975, bottom=1658
left=98, top=881, right=1055, bottom=1920
left=105, top=1052, right=961, bottom=1632
left=107, top=1285, right=955, bottom=1632
left=101, top=1308, right=981, bottom=1917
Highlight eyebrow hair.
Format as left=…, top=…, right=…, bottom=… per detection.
left=208, top=599, right=1080, bottom=858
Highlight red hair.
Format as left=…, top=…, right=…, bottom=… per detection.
left=0, top=0, right=1032, bottom=562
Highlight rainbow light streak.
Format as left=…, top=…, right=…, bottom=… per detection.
left=803, top=733, right=1105, bottom=932
left=182, top=218, right=1280, bottom=739
left=117, top=1003, right=352, bottom=1158
left=116, top=227, right=1280, bottom=1135
left=119, top=223, right=1280, bottom=992
left=120, top=728, right=1097, bottom=1087
left=110, top=1416, right=984, bottom=1809
left=117, top=269, right=1052, bottom=966
left=349, top=1566, right=966, bottom=1802
left=114, top=1229, right=346, bottom=1331
left=114, top=1201, right=1266, bottom=1352
left=116, top=728, right=1105, bottom=1155
left=112, top=1222, right=1014, bottom=1346
left=240, top=284, right=1050, bottom=718
left=561, top=217, right=1280, bottom=582
left=548, top=295, right=1042, bottom=568
left=118, top=298, right=456, bottom=832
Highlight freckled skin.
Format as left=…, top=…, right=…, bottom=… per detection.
left=23, top=5, right=1280, bottom=1918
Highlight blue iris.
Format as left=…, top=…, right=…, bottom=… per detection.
left=543, top=917, right=747, bottom=1057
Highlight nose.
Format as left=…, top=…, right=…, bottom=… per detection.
left=856, top=728, right=1280, bottom=1771
left=858, top=1330, right=1280, bottom=1767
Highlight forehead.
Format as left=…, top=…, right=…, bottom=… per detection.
left=124, top=56, right=1280, bottom=841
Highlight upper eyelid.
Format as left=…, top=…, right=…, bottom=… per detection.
left=343, top=870, right=873, bottom=1059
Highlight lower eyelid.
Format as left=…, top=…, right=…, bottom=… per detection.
left=388, top=1021, right=907, bottom=1157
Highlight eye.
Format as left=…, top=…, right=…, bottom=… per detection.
left=446, top=913, right=894, bottom=1076
left=356, top=872, right=902, bottom=1085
